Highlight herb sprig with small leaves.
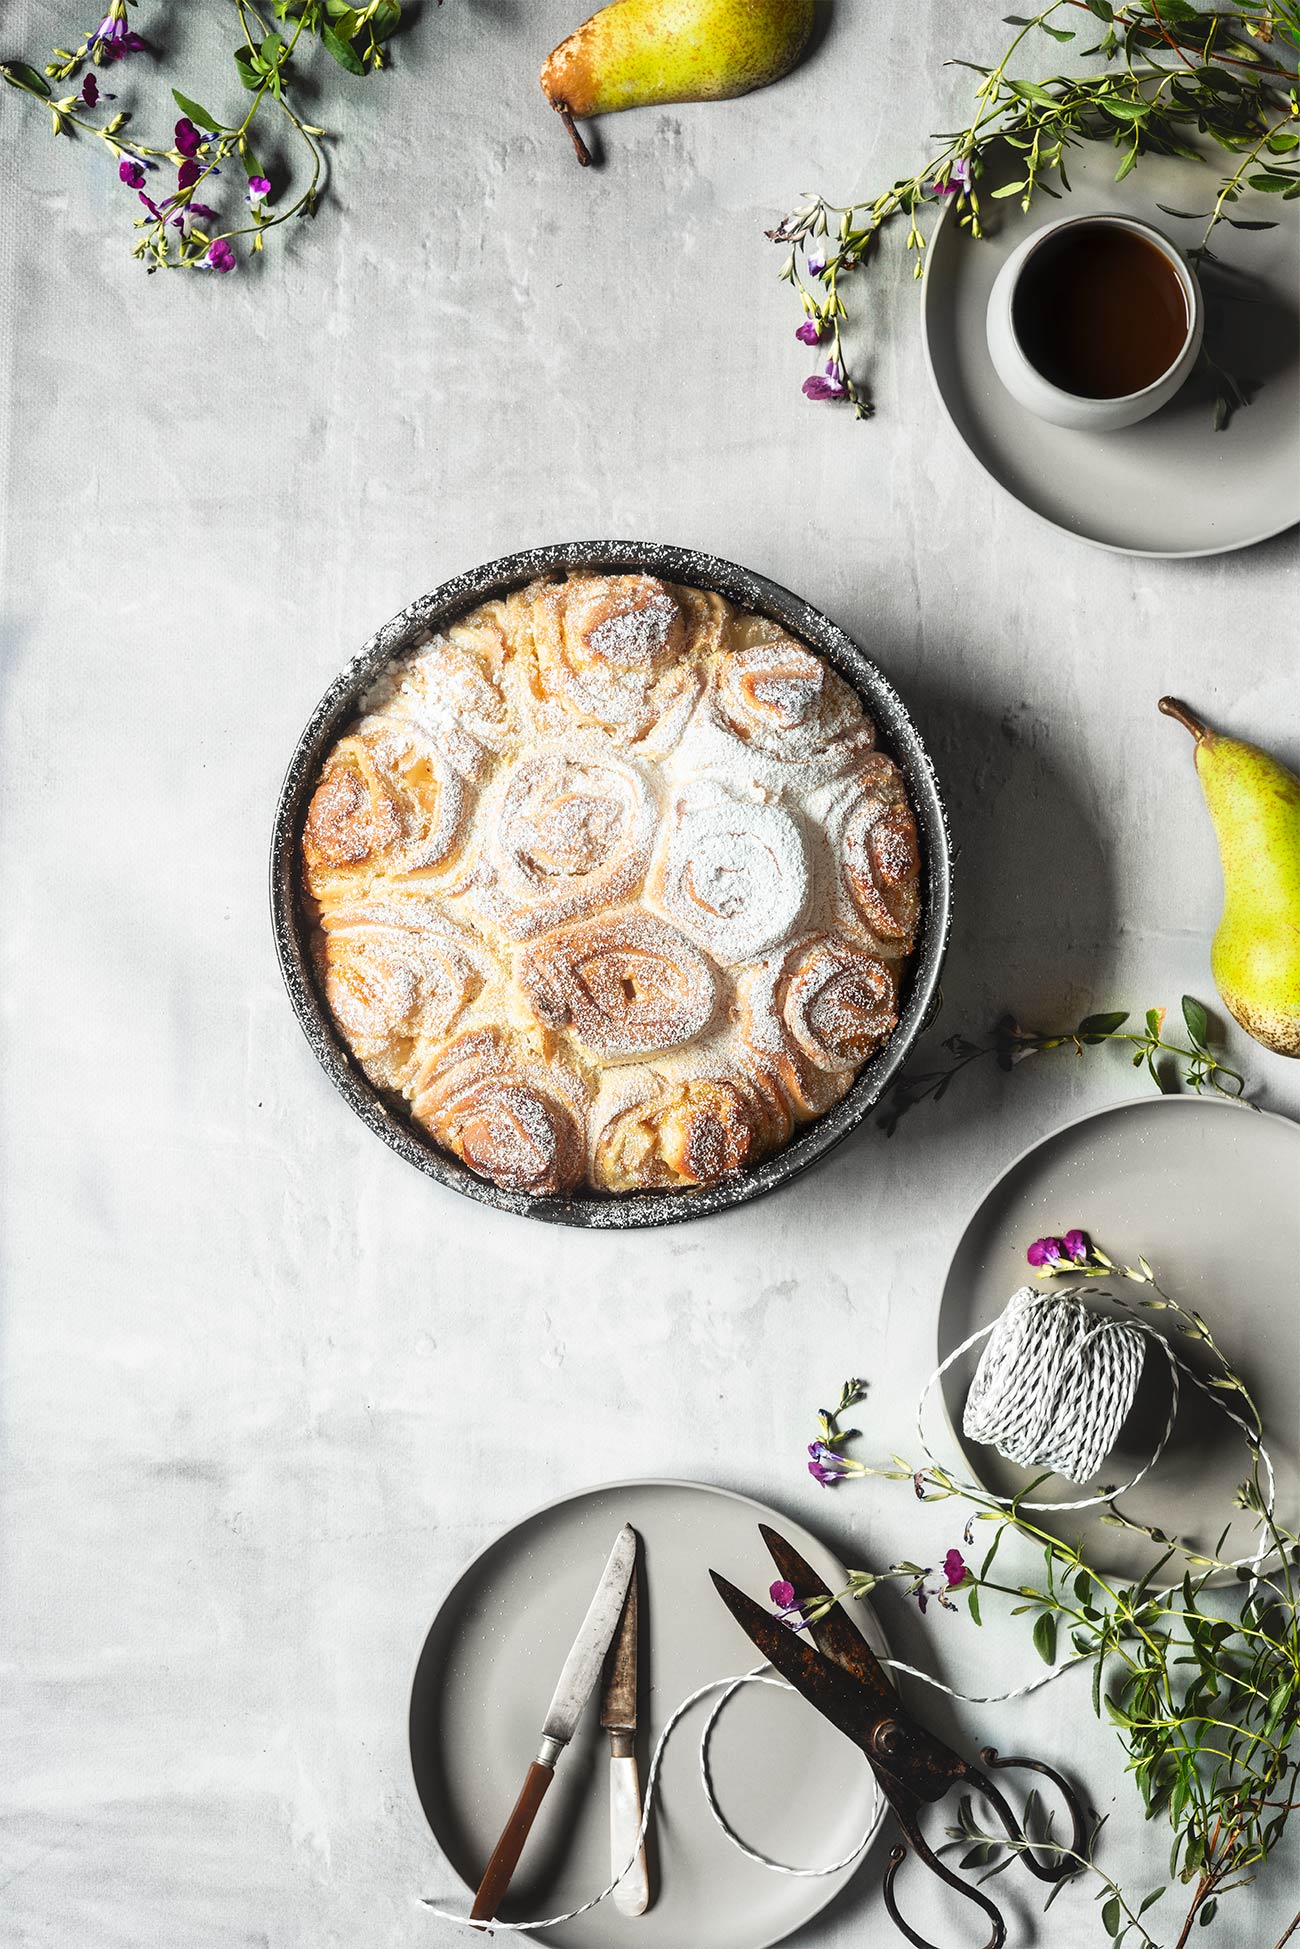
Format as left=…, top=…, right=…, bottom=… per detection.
left=800, top=1245, right=1300, bottom=1948
left=1, top=0, right=411, bottom=274
left=878, top=995, right=1248, bottom=1136
left=773, top=1, right=1300, bottom=419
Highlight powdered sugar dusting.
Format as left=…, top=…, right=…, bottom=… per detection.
left=296, top=563, right=930, bottom=1205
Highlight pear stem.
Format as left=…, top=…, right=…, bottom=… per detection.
left=1158, top=696, right=1209, bottom=742
left=553, top=101, right=593, bottom=167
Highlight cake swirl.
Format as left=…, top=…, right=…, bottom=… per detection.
left=835, top=753, right=922, bottom=950
left=518, top=907, right=716, bottom=1063
left=409, top=1028, right=585, bottom=1196
left=391, top=619, right=511, bottom=779
left=301, top=569, right=924, bottom=1198
left=651, top=788, right=808, bottom=967
left=530, top=573, right=700, bottom=739
left=712, top=623, right=866, bottom=765
left=487, top=744, right=657, bottom=941
left=781, top=936, right=900, bottom=1071
left=302, top=719, right=466, bottom=908
left=314, top=893, right=488, bottom=1091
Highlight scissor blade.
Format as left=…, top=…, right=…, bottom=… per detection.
left=759, top=1524, right=899, bottom=1712
left=709, top=1570, right=878, bottom=1755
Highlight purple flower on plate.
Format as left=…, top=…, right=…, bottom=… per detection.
left=795, top=317, right=825, bottom=346
left=1028, top=1230, right=1091, bottom=1271
left=174, top=117, right=202, bottom=158
left=207, top=237, right=237, bottom=273
left=806, top=253, right=827, bottom=278
left=942, top=1549, right=967, bottom=1588
left=119, top=157, right=146, bottom=189
left=770, top=1579, right=797, bottom=1611
left=802, top=358, right=850, bottom=403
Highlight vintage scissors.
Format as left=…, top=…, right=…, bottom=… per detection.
left=710, top=1525, right=1089, bottom=1949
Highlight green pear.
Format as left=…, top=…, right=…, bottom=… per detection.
left=540, top=0, right=815, bottom=164
left=1160, top=696, right=1300, bottom=1056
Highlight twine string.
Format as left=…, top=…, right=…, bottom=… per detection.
left=423, top=1283, right=1276, bottom=1930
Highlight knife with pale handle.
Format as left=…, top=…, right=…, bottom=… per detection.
left=600, top=1570, right=650, bottom=1917
left=470, top=1522, right=638, bottom=1925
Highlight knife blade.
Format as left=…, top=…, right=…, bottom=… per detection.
left=600, top=1571, right=650, bottom=1917
left=470, top=1522, right=638, bottom=1924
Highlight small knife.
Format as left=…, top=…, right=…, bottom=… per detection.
left=600, top=1570, right=650, bottom=1918
left=470, top=1522, right=638, bottom=1925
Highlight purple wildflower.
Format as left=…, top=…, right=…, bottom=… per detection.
left=119, top=157, right=146, bottom=189
left=807, top=1440, right=853, bottom=1486
left=174, top=117, right=201, bottom=158
left=177, top=159, right=201, bottom=191
left=206, top=238, right=237, bottom=273
left=138, top=189, right=166, bottom=221
left=795, top=317, right=825, bottom=346
left=806, top=254, right=827, bottom=277
left=769, top=1579, right=797, bottom=1612
left=247, top=175, right=272, bottom=205
left=912, top=1552, right=968, bottom=1615
left=1028, top=1230, right=1091, bottom=1271
left=802, top=358, right=850, bottom=404
left=188, top=201, right=218, bottom=223
left=931, top=156, right=973, bottom=197
left=81, top=72, right=100, bottom=107
left=89, top=15, right=147, bottom=59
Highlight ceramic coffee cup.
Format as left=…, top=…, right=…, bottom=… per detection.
left=986, top=213, right=1204, bottom=432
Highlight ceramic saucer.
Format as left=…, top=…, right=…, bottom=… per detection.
left=922, top=141, right=1300, bottom=556
left=937, top=1094, right=1300, bottom=1580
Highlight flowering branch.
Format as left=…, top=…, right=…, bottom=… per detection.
left=776, top=1, right=1300, bottom=420
left=1, top=0, right=415, bottom=274
left=878, top=995, right=1249, bottom=1136
left=800, top=1235, right=1300, bottom=1946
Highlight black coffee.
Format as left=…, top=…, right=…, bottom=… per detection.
left=1012, top=222, right=1189, bottom=400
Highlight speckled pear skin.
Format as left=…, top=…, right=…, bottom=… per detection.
left=1161, top=697, right=1300, bottom=1057
left=540, top=0, right=815, bottom=119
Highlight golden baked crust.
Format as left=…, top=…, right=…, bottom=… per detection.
left=301, top=571, right=922, bottom=1197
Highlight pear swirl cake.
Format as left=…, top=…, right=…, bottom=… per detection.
left=301, top=571, right=922, bottom=1199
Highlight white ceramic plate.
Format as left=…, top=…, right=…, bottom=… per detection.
left=922, top=140, right=1300, bottom=556
left=409, top=1480, right=889, bottom=1949
left=937, top=1095, right=1300, bottom=1579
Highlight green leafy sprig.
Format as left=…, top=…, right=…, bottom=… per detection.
left=806, top=1247, right=1300, bottom=1947
left=772, top=1, right=1300, bottom=419
left=878, top=995, right=1249, bottom=1136
left=1, top=0, right=409, bottom=272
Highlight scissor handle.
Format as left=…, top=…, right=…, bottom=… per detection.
left=882, top=1831, right=1007, bottom=1949
left=967, top=1747, right=1090, bottom=1884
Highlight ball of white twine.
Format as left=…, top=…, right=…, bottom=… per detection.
left=963, top=1284, right=1150, bottom=1486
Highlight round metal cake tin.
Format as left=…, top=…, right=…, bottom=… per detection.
left=270, top=541, right=953, bottom=1228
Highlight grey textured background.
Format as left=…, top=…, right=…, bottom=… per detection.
left=2, top=4, right=1299, bottom=1945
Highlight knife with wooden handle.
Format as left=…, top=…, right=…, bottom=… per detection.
left=470, top=1523, right=638, bottom=1926
left=600, top=1569, right=650, bottom=1918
